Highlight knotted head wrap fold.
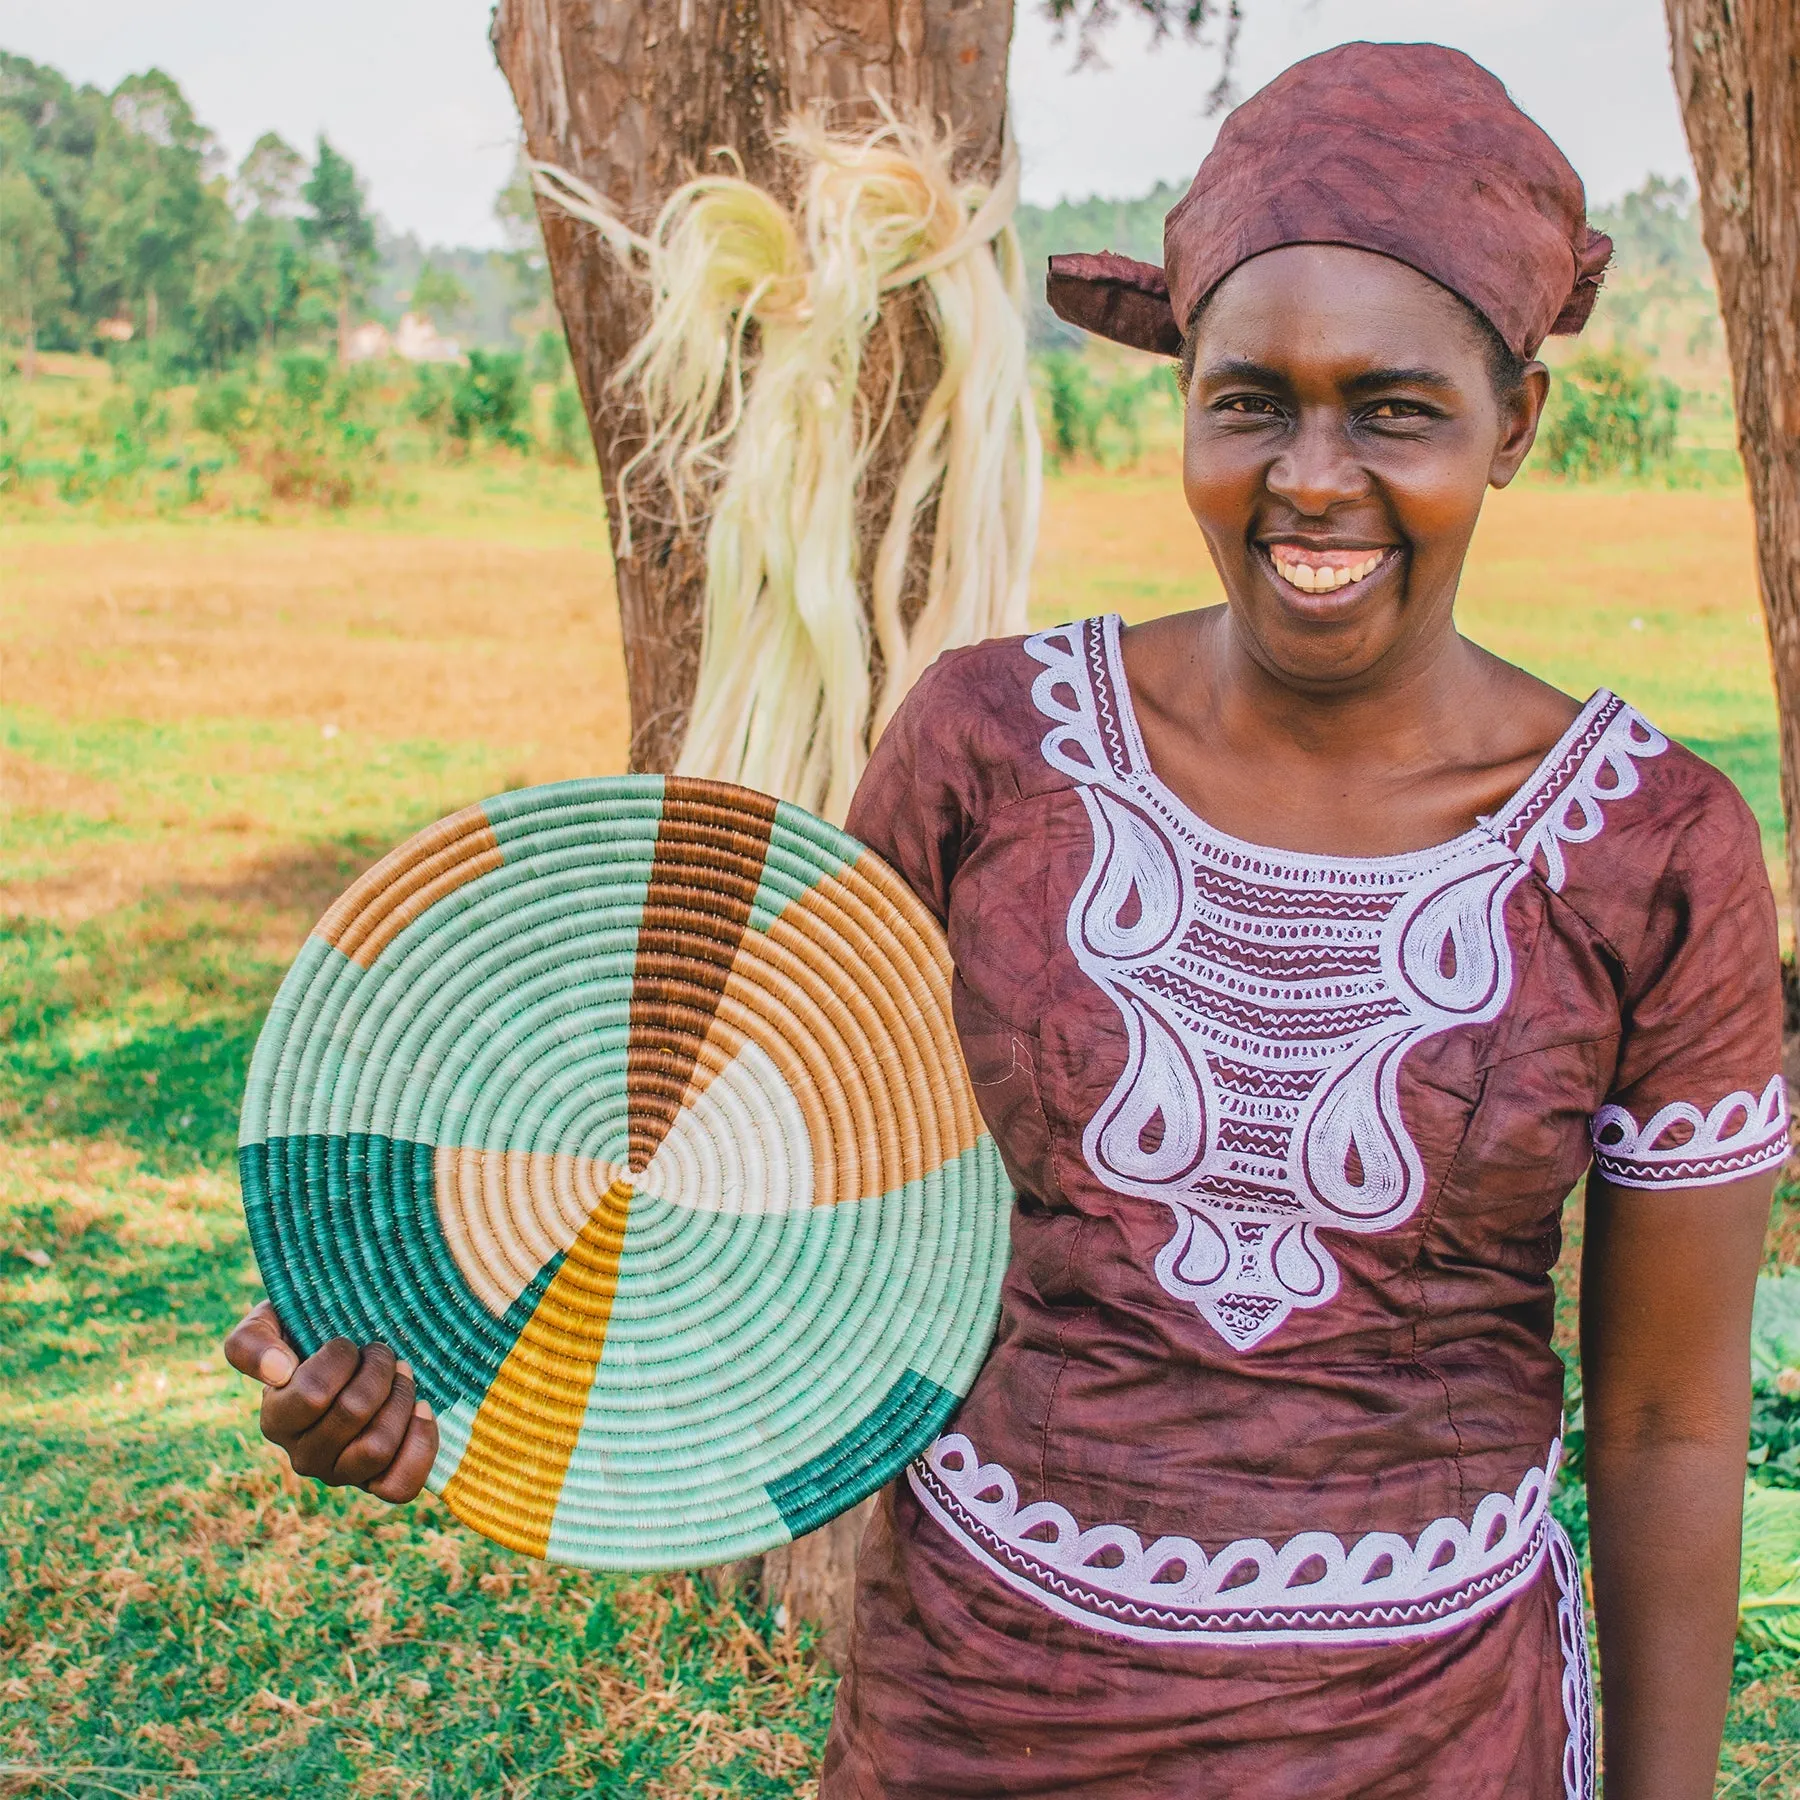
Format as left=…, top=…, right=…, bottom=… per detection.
left=1046, top=41, right=1612, bottom=361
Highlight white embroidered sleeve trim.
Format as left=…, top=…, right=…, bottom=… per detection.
left=1590, top=1074, right=1789, bottom=1188
left=909, top=1432, right=1558, bottom=1646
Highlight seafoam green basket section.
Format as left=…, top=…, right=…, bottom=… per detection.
left=240, top=935, right=361, bottom=1151
left=514, top=1140, right=1010, bottom=1568
left=746, top=800, right=857, bottom=935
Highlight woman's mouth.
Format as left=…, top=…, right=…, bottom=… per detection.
left=1264, top=543, right=1395, bottom=596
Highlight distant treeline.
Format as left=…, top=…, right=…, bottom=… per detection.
left=0, top=51, right=549, bottom=375
left=0, top=44, right=1718, bottom=376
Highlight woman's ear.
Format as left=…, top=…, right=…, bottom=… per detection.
left=1489, top=362, right=1550, bottom=489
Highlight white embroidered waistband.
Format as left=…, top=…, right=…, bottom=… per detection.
left=909, top=1433, right=1559, bottom=1646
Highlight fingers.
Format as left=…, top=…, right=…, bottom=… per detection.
left=223, top=1300, right=298, bottom=1388
left=328, top=1360, right=418, bottom=1488
left=366, top=1406, right=439, bottom=1504
left=278, top=1342, right=400, bottom=1480
left=237, top=1327, right=438, bottom=1504
left=261, top=1336, right=366, bottom=1452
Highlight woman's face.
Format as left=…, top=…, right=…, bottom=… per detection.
left=1182, top=244, right=1548, bottom=693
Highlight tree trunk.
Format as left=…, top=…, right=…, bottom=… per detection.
left=490, top=0, right=1012, bottom=1663
left=491, top=0, right=1012, bottom=773
left=1665, top=0, right=1800, bottom=943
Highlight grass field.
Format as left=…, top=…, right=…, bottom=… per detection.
left=4, top=450, right=1799, bottom=1796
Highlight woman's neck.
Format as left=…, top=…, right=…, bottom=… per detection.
left=1118, top=605, right=1581, bottom=859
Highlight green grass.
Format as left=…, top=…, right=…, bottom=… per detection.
left=3, top=1398, right=832, bottom=1796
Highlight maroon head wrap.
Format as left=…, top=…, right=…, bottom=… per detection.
left=1046, top=41, right=1612, bottom=362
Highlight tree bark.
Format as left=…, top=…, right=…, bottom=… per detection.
left=1665, top=0, right=1800, bottom=943
left=490, top=0, right=1014, bottom=1663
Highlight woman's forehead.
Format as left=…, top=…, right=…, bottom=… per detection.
left=1197, top=247, right=1487, bottom=374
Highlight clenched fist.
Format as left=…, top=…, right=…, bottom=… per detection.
left=223, top=1301, right=439, bottom=1502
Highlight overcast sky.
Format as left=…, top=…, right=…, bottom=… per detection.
left=0, top=1, right=1691, bottom=248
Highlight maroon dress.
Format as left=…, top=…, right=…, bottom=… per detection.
left=824, top=614, right=1787, bottom=1799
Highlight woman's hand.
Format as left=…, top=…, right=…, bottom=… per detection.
left=223, top=1300, right=439, bottom=1502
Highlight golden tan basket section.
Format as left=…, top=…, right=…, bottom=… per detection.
left=680, top=853, right=982, bottom=1207
left=314, top=800, right=503, bottom=969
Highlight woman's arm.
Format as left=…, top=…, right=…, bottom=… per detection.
left=1580, top=1168, right=1774, bottom=1800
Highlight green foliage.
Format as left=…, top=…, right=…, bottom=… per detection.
left=1035, top=349, right=1174, bottom=466
left=186, top=352, right=384, bottom=507
left=1590, top=175, right=1711, bottom=301
left=531, top=326, right=571, bottom=386
left=1745, top=1271, right=1800, bottom=1491
left=1740, top=1486, right=1800, bottom=1658
left=300, top=137, right=376, bottom=295
left=235, top=129, right=305, bottom=216
left=450, top=349, right=532, bottom=451
left=412, top=258, right=472, bottom=331
left=0, top=52, right=338, bottom=372
left=1541, top=348, right=1681, bottom=480
left=0, top=165, right=69, bottom=355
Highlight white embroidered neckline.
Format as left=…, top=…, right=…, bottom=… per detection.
left=1087, top=616, right=1614, bottom=880
left=1024, top=614, right=1670, bottom=1349
left=909, top=1433, right=1558, bottom=1646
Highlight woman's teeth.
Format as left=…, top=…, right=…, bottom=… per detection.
left=1269, top=548, right=1388, bottom=593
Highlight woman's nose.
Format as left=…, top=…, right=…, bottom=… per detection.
left=1264, top=410, right=1372, bottom=515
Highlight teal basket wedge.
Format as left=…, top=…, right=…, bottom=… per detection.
left=237, top=775, right=1013, bottom=1570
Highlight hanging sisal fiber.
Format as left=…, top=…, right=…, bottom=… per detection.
left=533, top=112, right=1041, bottom=823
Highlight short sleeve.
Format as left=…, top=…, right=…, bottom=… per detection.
left=1589, top=789, right=1789, bottom=1189
left=843, top=651, right=974, bottom=928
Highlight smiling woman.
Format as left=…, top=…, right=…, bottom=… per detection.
left=813, top=40, right=1785, bottom=1800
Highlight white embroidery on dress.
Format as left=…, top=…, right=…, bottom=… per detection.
left=908, top=1432, right=1558, bottom=1646
left=1591, top=1074, right=1789, bottom=1189
left=1511, top=706, right=1668, bottom=890
left=1549, top=1519, right=1597, bottom=1800
left=1025, top=616, right=1665, bottom=1349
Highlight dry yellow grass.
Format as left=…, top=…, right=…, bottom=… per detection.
left=2, top=525, right=629, bottom=772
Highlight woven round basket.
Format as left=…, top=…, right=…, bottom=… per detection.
left=238, top=775, right=1012, bottom=1570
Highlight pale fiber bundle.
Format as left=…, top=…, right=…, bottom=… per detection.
left=533, top=113, right=1041, bottom=822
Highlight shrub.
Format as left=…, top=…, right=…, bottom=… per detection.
left=1039, top=349, right=1098, bottom=464
left=1034, top=350, right=1174, bottom=468
left=192, top=355, right=382, bottom=509
left=530, top=327, right=570, bottom=387
left=408, top=361, right=452, bottom=430
left=1541, top=348, right=1680, bottom=480
left=449, top=349, right=531, bottom=451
